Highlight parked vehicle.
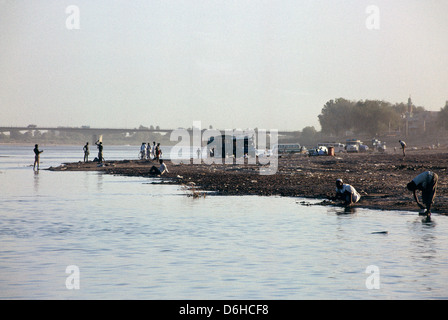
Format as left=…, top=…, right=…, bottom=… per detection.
left=359, top=144, right=369, bottom=152
left=346, top=139, right=362, bottom=153
left=273, top=143, right=302, bottom=154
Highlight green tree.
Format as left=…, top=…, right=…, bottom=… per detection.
left=318, top=98, right=406, bottom=137
left=318, top=98, right=355, bottom=136
left=353, top=100, right=400, bottom=136
left=300, top=126, right=318, bottom=145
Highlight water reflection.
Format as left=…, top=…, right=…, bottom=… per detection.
left=410, top=217, right=437, bottom=260
left=327, top=205, right=358, bottom=215
left=96, top=172, right=104, bottom=192
left=33, top=169, right=39, bottom=193
left=2, top=145, right=448, bottom=299
left=406, top=217, right=441, bottom=295
left=343, top=206, right=357, bottom=215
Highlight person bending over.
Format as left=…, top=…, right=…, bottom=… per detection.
left=335, top=179, right=361, bottom=206
left=407, top=171, right=438, bottom=218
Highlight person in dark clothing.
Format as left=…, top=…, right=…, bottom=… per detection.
left=155, top=143, right=162, bottom=161
left=83, top=142, right=89, bottom=162
left=95, top=140, right=103, bottom=163
left=33, top=144, right=43, bottom=171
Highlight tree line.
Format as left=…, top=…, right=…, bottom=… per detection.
left=286, top=98, right=448, bottom=147
left=317, top=98, right=428, bottom=137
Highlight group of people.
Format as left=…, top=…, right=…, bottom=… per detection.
left=82, top=140, right=103, bottom=163
left=141, top=142, right=168, bottom=175
left=81, top=140, right=163, bottom=164
left=82, top=140, right=167, bottom=175
left=140, top=142, right=162, bottom=161
left=140, top=142, right=168, bottom=175
left=33, top=140, right=439, bottom=215
left=33, top=140, right=168, bottom=177
left=334, top=170, right=438, bottom=219
left=335, top=139, right=437, bottom=218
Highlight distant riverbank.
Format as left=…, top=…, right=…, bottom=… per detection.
left=48, top=150, right=448, bottom=214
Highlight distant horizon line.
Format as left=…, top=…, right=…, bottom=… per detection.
left=0, top=125, right=303, bottom=133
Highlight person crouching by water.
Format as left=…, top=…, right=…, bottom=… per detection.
left=407, top=171, right=438, bottom=219
left=33, top=144, right=43, bottom=171
left=149, top=159, right=169, bottom=176
left=335, top=179, right=361, bottom=207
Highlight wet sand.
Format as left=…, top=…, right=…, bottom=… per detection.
left=48, top=150, right=448, bottom=214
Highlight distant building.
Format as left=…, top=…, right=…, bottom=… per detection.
left=403, top=97, right=439, bottom=136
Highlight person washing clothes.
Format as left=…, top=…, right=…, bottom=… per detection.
left=334, top=179, right=361, bottom=206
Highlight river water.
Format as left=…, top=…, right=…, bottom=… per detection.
left=1, top=144, right=447, bottom=299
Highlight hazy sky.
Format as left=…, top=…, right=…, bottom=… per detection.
left=1, top=0, right=447, bottom=131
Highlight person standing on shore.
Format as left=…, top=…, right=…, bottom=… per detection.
left=155, top=143, right=162, bottom=161
left=399, top=140, right=406, bottom=157
left=140, top=142, right=147, bottom=160
left=334, top=179, right=361, bottom=206
left=151, top=141, right=156, bottom=160
left=146, top=142, right=151, bottom=160
left=83, top=142, right=89, bottom=162
left=407, top=171, right=438, bottom=218
left=95, top=140, right=104, bottom=163
left=33, top=144, right=43, bottom=171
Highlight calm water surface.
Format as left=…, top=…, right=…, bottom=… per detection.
left=1, top=145, right=448, bottom=299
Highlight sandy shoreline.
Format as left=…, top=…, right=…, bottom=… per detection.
left=47, top=150, right=448, bottom=215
